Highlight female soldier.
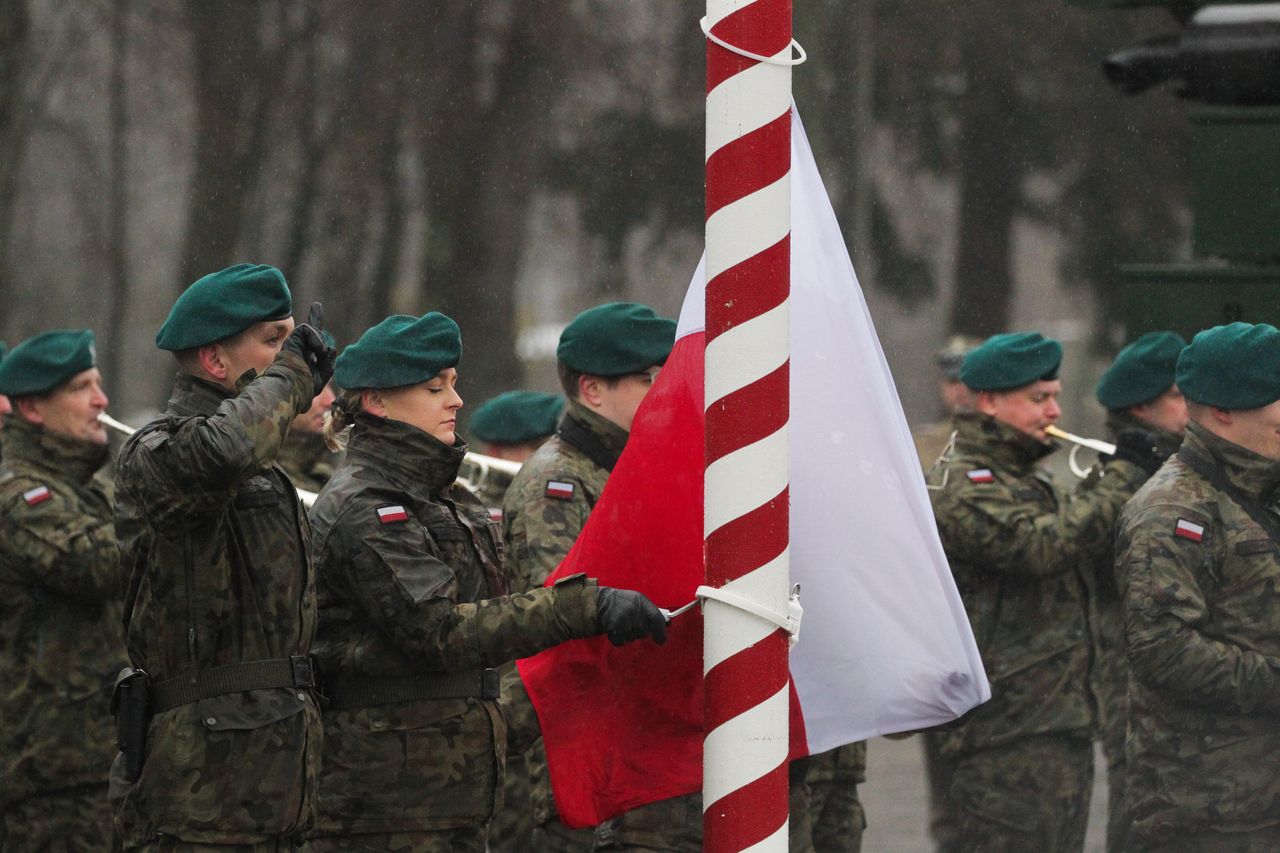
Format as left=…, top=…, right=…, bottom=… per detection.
left=306, top=312, right=666, bottom=852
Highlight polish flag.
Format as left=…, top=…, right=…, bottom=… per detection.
left=517, top=107, right=988, bottom=829
left=1174, top=518, right=1205, bottom=542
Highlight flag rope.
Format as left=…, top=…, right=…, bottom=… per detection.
left=698, top=17, right=807, bottom=66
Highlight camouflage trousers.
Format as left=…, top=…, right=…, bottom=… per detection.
left=1133, top=825, right=1280, bottom=853
left=488, top=754, right=534, bottom=852
left=789, top=742, right=867, bottom=853
left=1094, top=642, right=1130, bottom=853
left=129, top=839, right=311, bottom=852
left=592, top=793, right=701, bottom=853
left=533, top=818, right=597, bottom=852
left=307, top=827, right=485, bottom=852
left=949, top=733, right=1093, bottom=853
left=922, top=730, right=959, bottom=852
left=4, top=784, right=111, bottom=853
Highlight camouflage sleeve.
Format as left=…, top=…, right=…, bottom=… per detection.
left=1118, top=504, right=1280, bottom=714
left=334, top=511, right=600, bottom=669
left=934, top=461, right=1147, bottom=579
left=117, top=352, right=313, bottom=529
left=503, top=476, right=592, bottom=591
left=0, top=490, right=117, bottom=602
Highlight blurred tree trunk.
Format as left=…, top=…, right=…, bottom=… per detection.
left=420, top=1, right=573, bottom=411
left=367, top=89, right=406, bottom=322
left=104, top=0, right=130, bottom=380
left=949, top=53, right=1020, bottom=339
left=180, top=0, right=296, bottom=288
left=0, top=0, right=29, bottom=310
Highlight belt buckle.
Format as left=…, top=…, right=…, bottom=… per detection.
left=481, top=669, right=499, bottom=700
left=290, top=655, right=316, bottom=689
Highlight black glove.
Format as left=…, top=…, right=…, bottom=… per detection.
left=283, top=302, right=336, bottom=395
left=596, top=588, right=668, bottom=647
left=1107, top=428, right=1165, bottom=475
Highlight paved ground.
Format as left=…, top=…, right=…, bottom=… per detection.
left=859, top=736, right=1109, bottom=852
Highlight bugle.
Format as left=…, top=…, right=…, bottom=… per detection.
left=1045, top=424, right=1115, bottom=479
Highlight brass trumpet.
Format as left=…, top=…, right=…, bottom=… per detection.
left=98, top=413, right=523, bottom=508
left=1045, top=425, right=1116, bottom=479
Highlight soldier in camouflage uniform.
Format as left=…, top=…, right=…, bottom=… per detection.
left=304, top=312, right=668, bottom=852
left=500, top=303, right=675, bottom=853
left=788, top=742, right=867, bottom=852
left=0, top=329, right=124, bottom=851
left=927, top=332, right=1161, bottom=853
left=278, top=379, right=339, bottom=493
left=1088, top=331, right=1187, bottom=853
left=462, top=388, right=563, bottom=853
left=1117, top=323, right=1280, bottom=852
left=910, top=335, right=979, bottom=853
left=463, top=389, right=563, bottom=516
left=111, top=264, right=336, bottom=851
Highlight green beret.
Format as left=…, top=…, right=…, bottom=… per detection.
left=1176, top=322, right=1280, bottom=409
left=470, top=391, right=564, bottom=445
left=335, top=312, right=461, bottom=390
left=156, top=263, right=292, bottom=351
left=0, top=329, right=97, bottom=396
left=960, top=332, right=1063, bottom=392
left=1096, top=331, right=1186, bottom=410
left=557, top=302, right=676, bottom=376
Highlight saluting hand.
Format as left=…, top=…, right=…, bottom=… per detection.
left=284, top=302, right=337, bottom=395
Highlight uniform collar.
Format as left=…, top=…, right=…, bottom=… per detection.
left=951, top=412, right=1057, bottom=472
left=345, top=412, right=467, bottom=498
left=0, top=415, right=109, bottom=483
left=1105, top=410, right=1183, bottom=459
left=1184, top=421, right=1280, bottom=503
left=165, top=372, right=234, bottom=418
left=564, top=400, right=629, bottom=459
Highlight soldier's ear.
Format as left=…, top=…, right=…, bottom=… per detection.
left=578, top=374, right=605, bottom=409
left=14, top=395, right=45, bottom=427
left=198, top=344, right=230, bottom=383
left=361, top=388, right=388, bottom=418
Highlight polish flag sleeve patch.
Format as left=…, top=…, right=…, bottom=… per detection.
left=1174, top=518, right=1205, bottom=542
left=22, top=486, right=52, bottom=506
left=966, top=469, right=995, bottom=483
left=546, top=480, right=576, bottom=500
left=377, top=505, right=410, bottom=524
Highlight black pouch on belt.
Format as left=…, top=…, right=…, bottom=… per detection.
left=110, top=667, right=150, bottom=783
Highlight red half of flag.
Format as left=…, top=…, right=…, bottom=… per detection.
left=517, top=332, right=805, bottom=829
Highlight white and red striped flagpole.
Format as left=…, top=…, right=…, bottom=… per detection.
left=702, top=0, right=793, bottom=850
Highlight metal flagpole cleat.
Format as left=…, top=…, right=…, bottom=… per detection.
left=658, top=599, right=699, bottom=622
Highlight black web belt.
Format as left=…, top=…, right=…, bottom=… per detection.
left=150, top=655, right=317, bottom=714
left=324, top=669, right=500, bottom=711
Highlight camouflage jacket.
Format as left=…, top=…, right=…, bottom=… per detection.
left=1085, top=413, right=1182, bottom=742
left=1117, top=421, right=1280, bottom=842
left=501, top=401, right=626, bottom=592
left=277, top=428, right=340, bottom=493
left=112, top=356, right=322, bottom=846
left=0, top=417, right=122, bottom=805
left=927, top=413, right=1148, bottom=756
left=308, top=413, right=600, bottom=836
left=500, top=400, right=625, bottom=825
